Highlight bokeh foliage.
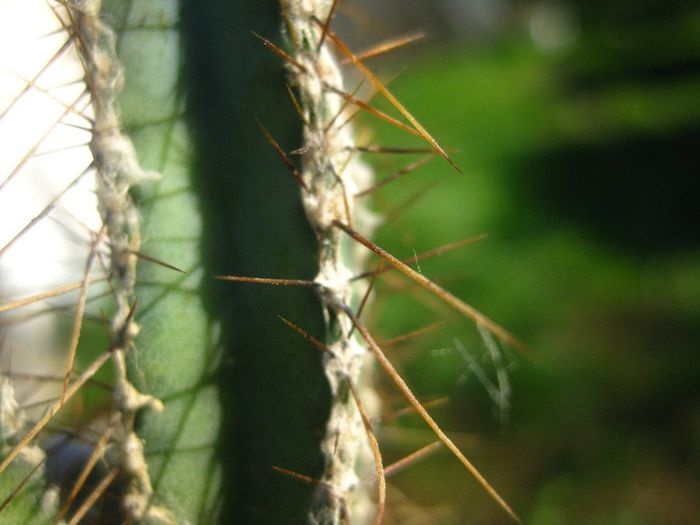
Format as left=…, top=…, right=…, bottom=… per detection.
left=356, top=2, right=700, bottom=523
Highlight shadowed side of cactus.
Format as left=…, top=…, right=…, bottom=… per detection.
left=97, top=0, right=336, bottom=522
left=180, top=1, right=332, bottom=522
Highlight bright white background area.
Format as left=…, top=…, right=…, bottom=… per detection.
left=0, top=0, right=101, bottom=410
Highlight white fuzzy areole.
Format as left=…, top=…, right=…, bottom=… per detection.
left=284, top=1, right=380, bottom=523
left=0, top=377, right=25, bottom=447
left=67, top=2, right=172, bottom=523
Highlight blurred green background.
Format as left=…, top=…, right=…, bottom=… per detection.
left=335, top=1, right=700, bottom=523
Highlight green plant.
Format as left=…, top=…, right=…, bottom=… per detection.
left=0, top=1, right=525, bottom=523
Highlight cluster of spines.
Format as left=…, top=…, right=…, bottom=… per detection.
left=215, top=1, right=525, bottom=523
left=0, top=0, right=527, bottom=523
left=0, top=1, right=174, bottom=523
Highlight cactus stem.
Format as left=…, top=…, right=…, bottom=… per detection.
left=65, top=1, right=172, bottom=522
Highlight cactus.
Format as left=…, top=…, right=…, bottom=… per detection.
left=0, top=0, right=524, bottom=523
